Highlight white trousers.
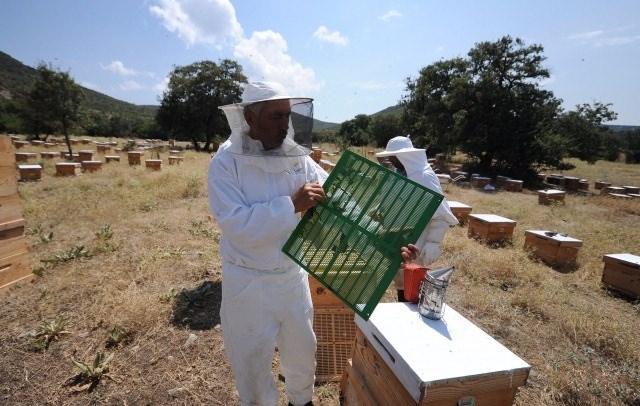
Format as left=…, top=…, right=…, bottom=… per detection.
left=220, top=262, right=316, bottom=406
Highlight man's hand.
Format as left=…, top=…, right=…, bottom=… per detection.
left=292, top=182, right=326, bottom=213
left=400, top=244, right=419, bottom=264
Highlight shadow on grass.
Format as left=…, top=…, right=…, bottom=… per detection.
left=171, top=281, right=222, bottom=330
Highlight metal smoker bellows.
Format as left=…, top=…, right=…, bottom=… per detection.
left=418, top=266, right=455, bottom=320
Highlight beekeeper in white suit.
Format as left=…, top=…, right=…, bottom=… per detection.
left=376, top=136, right=458, bottom=302
left=209, top=82, right=418, bottom=405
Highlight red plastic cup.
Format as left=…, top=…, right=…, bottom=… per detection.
left=403, top=263, right=430, bottom=303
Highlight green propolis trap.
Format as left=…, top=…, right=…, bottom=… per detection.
left=283, top=150, right=444, bottom=320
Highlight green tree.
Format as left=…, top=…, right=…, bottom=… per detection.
left=368, top=114, right=402, bottom=147
left=626, top=130, right=640, bottom=164
left=156, top=60, right=246, bottom=151
left=22, top=64, right=83, bottom=157
left=403, top=36, right=565, bottom=179
left=338, top=114, right=371, bottom=146
left=557, top=102, right=618, bottom=164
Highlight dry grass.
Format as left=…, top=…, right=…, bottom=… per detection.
left=1, top=141, right=639, bottom=405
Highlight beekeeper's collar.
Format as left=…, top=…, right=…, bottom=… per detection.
left=219, top=81, right=313, bottom=159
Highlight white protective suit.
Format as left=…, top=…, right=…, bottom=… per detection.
left=208, top=82, right=328, bottom=406
left=377, top=136, right=458, bottom=288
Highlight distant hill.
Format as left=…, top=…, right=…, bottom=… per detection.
left=605, top=124, right=640, bottom=133
left=371, top=104, right=404, bottom=118
left=0, top=50, right=157, bottom=123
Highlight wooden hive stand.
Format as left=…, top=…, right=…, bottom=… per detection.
left=128, top=151, right=144, bottom=166
left=537, top=189, right=565, bottom=205
left=168, top=156, right=184, bottom=165
left=17, top=164, right=42, bottom=182
left=341, top=303, right=530, bottom=406
left=468, top=214, right=516, bottom=244
left=145, top=159, right=162, bottom=170
left=0, top=136, right=33, bottom=292
left=81, top=160, right=103, bottom=173
left=524, top=230, right=583, bottom=267
left=448, top=201, right=472, bottom=225
left=105, top=155, right=121, bottom=163
left=55, top=162, right=80, bottom=177
left=602, top=254, right=640, bottom=299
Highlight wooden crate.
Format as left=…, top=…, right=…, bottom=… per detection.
left=18, top=164, right=42, bottom=181
left=468, top=214, right=516, bottom=243
left=145, top=159, right=162, bottom=170
left=314, top=304, right=356, bottom=383
left=342, top=303, right=530, bottom=405
left=602, top=254, right=640, bottom=299
left=448, top=200, right=472, bottom=224
left=538, top=189, right=565, bottom=205
left=505, top=179, right=523, bottom=192
left=55, top=162, right=80, bottom=177
left=524, top=230, right=582, bottom=266
left=128, top=151, right=144, bottom=165
left=0, top=218, right=25, bottom=240
left=81, top=160, right=103, bottom=173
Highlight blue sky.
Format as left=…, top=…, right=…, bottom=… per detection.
left=1, top=0, right=639, bottom=124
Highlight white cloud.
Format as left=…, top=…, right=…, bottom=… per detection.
left=149, top=0, right=242, bottom=47
left=379, top=10, right=402, bottom=22
left=153, top=77, right=170, bottom=94
left=594, top=35, right=640, bottom=47
left=568, top=30, right=604, bottom=40
left=313, top=26, right=348, bottom=46
left=119, top=80, right=143, bottom=91
left=101, top=60, right=138, bottom=76
left=234, top=30, right=322, bottom=94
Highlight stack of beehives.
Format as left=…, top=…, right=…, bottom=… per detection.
left=0, top=136, right=31, bottom=292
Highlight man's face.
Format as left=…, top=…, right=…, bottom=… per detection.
left=245, top=99, right=291, bottom=150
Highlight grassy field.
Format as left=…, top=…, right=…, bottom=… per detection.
left=1, top=140, right=639, bottom=405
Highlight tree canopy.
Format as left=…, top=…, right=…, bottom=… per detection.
left=156, top=60, right=247, bottom=151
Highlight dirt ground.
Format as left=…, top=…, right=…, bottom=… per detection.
left=1, top=141, right=639, bottom=405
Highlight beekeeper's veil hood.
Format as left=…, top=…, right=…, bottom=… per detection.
left=219, top=81, right=313, bottom=158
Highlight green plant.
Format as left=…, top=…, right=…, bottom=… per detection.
left=31, top=315, right=70, bottom=350
left=66, top=352, right=114, bottom=392
left=182, top=176, right=201, bottom=198
left=105, top=326, right=131, bottom=348
left=95, top=224, right=113, bottom=241
left=41, top=245, right=92, bottom=267
left=159, top=288, right=178, bottom=303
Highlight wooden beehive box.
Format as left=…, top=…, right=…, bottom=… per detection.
left=538, top=189, right=565, bottom=205
left=314, top=304, right=356, bottom=383
left=81, top=160, right=102, bottom=173
left=0, top=136, right=32, bottom=292
left=81, top=138, right=91, bottom=144
left=15, top=152, right=37, bottom=162
left=43, top=142, right=57, bottom=148
left=496, top=175, right=510, bottom=188
left=309, top=275, right=342, bottom=307
left=18, top=164, right=42, bottom=182
left=96, top=144, right=111, bottom=153
left=545, top=174, right=564, bottom=187
left=468, top=214, right=516, bottom=243
left=168, top=156, right=184, bottom=165
left=30, top=140, right=44, bottom=146
left=55, top=162, right=80, bottom=177
left=563, top=176, right=580, bottom=192
left=78, top=150, right=94, bottom=162
left=623, top=186, right=639, bottom=195
left=524, top=230, right=582, bottom=266
left=578, top=179, right=589, bottom=191
left=448, top=200, right=472, bottom=224
left=602, top=186, right=625, bottom=195
left=471, top=176, right=491, bottom=189
left=12, top=140, right=29, bottom=149
left=128, top=151, right=144, bottom=165
left=105, top=155, right=120, bottom=163
left=342, top=303, right=530, bottom=406
left=505, top=179, right=523, bottom=192
left=602, top=254, right=640, bottom=299
left=594, top=181, right=610, bottom=190
left=145, top=159, right=162, bottom=170
left=40, top=151, right=60, bottom=159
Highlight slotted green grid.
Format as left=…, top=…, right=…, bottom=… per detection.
left=282, top=150, right=444, bottom=320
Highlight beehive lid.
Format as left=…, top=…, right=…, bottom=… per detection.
left=538, top=189, right=565, bottom=195
left=447, top=200, right=471, bottom=209
left=283, top=150, right=443, bottom=320
left=356, top=303, right=530, bottom=403
left=18, top=164, right=42, bottom=170
left=469, top=214, right=516, bottom=224
left=603, top=253, right=640, bottom=268
left=525, top=230, right=582, bottom=247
